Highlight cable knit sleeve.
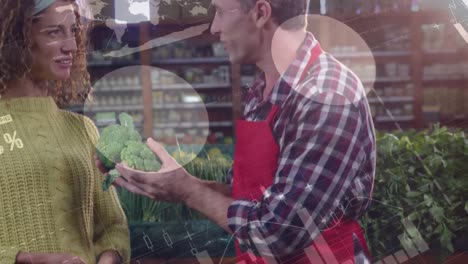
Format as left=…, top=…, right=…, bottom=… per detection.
left=83, top=117, right=131, bottom=262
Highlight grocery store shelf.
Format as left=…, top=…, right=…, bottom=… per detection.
left=154, top=83, right=231, bottom=90
left=333, top=50, right=410, bottom=60
left=374, top=50, right=412, bottom=58
left=375, top=115, right=415, bottom=122
left=422, top=78, right=465, bottom=83
left=210, top=121, right=234, bottom=127
left=368, top=96, right=414, bottom=104
left=423, top=49, right=459, bottom=57
left=88, top=60, right=140, bottom=67
left=424, top=49, right=458, bottom=54
left=96, top=121, right=143, bottom=128
left=86, top=105, right=143, bottom=112
left=93, top=87, right=142, bottom=93
left=362, top=77, right=412, bottom=84
left=329, top=10, right=416, bottom=21
left=94, top=82, right=232, bottom=93
left=155, top=121, right=233, bottom=128
left=154, top=57, right=230, bottom=66
left=153, top=102, right=233, bottom=109
left=205, top=102, right=233, bottom=108
left=88, top=102, right=232, bottom=112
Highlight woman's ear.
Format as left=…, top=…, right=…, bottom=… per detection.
left=252, top=0, right=273, bottom=29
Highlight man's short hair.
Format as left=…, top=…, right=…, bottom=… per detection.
left=238, top=0, right=309, bottom=30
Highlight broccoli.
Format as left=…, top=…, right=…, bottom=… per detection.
left=102, top=169, right=120, bottom=191
left=97, top=113, right=161, bottom=191
left=121, top=141, right=161, bottom=172
left=96, top=124, right=141, bottom=169
left=118, top=112, right=136, bottom=131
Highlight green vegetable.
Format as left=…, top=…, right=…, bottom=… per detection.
left=118, top=112, right=136, bottom=130
left=360, top=125, right=468, bottom=261
left=117, top=147, right=233, bottom=223
left=102, top=169, right=120, bottom=191
left=96, top=124, right=141, bottom=169
left=121, top=141, right=161, bottom=171
left=97, top=113, right=161, bottom=191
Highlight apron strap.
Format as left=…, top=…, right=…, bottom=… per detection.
left=265, top=105, right=280, bottom=125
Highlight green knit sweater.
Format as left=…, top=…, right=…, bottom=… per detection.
left=0, top=97, right=130, bottom=264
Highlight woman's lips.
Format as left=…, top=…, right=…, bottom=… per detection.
left=55, top=58, right=73, bottom=69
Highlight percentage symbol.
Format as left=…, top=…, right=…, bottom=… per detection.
left=4, top=131, right=24, bottom=151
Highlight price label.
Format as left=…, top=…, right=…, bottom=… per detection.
left=0, top=115, right=12, bottom=126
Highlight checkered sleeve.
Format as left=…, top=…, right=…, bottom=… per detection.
left=227, top=92, right=368, bottom=257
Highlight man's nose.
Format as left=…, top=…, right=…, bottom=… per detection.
left=210, top=17, right=221, bottom=35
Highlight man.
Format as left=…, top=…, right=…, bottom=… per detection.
left=111, top=0, right=376, bottom=262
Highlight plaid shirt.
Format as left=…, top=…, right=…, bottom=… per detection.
left=226, top=32, right=376, bottom=259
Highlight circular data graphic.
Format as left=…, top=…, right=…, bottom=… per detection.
left=84, top=65, right=210, bottom=168
left=271, top=15, right=376, bottom=106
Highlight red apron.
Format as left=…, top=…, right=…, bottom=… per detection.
left=232, top=44, right=370, bottom=263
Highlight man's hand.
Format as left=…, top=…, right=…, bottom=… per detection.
left=114, top=138, right=198, bottom=203
left=114, top=138, right=234, bottom=232
left=97, top=250, right=122, bottom=264
left=16, top=252, right=86, bottom=264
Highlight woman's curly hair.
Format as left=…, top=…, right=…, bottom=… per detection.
left=0, top=0, right=91, bottom=108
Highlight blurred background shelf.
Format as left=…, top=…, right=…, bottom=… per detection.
left=82, top=2, right=468, bottom=142
left=153, top=57, right=230, bottom=66
left=154, top=83, right=231, bottom=90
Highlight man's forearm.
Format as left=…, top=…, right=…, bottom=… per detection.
left=97, top=250, right=122, bottom=264
left=15, top=252, right=31, bottom=264
left=201, top=180, right=231, bottom=196
left=184, top=177, right=234, bottom=233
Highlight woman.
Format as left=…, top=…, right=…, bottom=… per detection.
left=0, top=0, right=130, bottom=263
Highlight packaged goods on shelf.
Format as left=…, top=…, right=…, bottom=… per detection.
left=324, top=0, right=416, bottom=16
left=421, top=24, right=466, bottom=51
left=423, top=86, right=466, bottom=117
left=330, top=45, right=358, bottom=54
left=381, top=63, right=411, bottom=79
left=241, top=75, right=256, bottom=87
left=183, top=66, right=230, bottom=84
left=184, top=68, right=205, bottom=83
left=212, top=42, right=228, bottom=57
left=152, top=41, right=226, bottom=60
left=338, top=61, right=375, bottom=81
left=381, top=27, right=411, bottom=51
left=461, top=63, right=468, bottom=79
left=152, top=66, right=230, bottom=87
left=423, top=64, right=463, bottom=80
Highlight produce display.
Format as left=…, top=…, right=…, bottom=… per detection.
left=109, top=125, right=467, bottom=261
left=360, top=126, right=468, bottom=260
